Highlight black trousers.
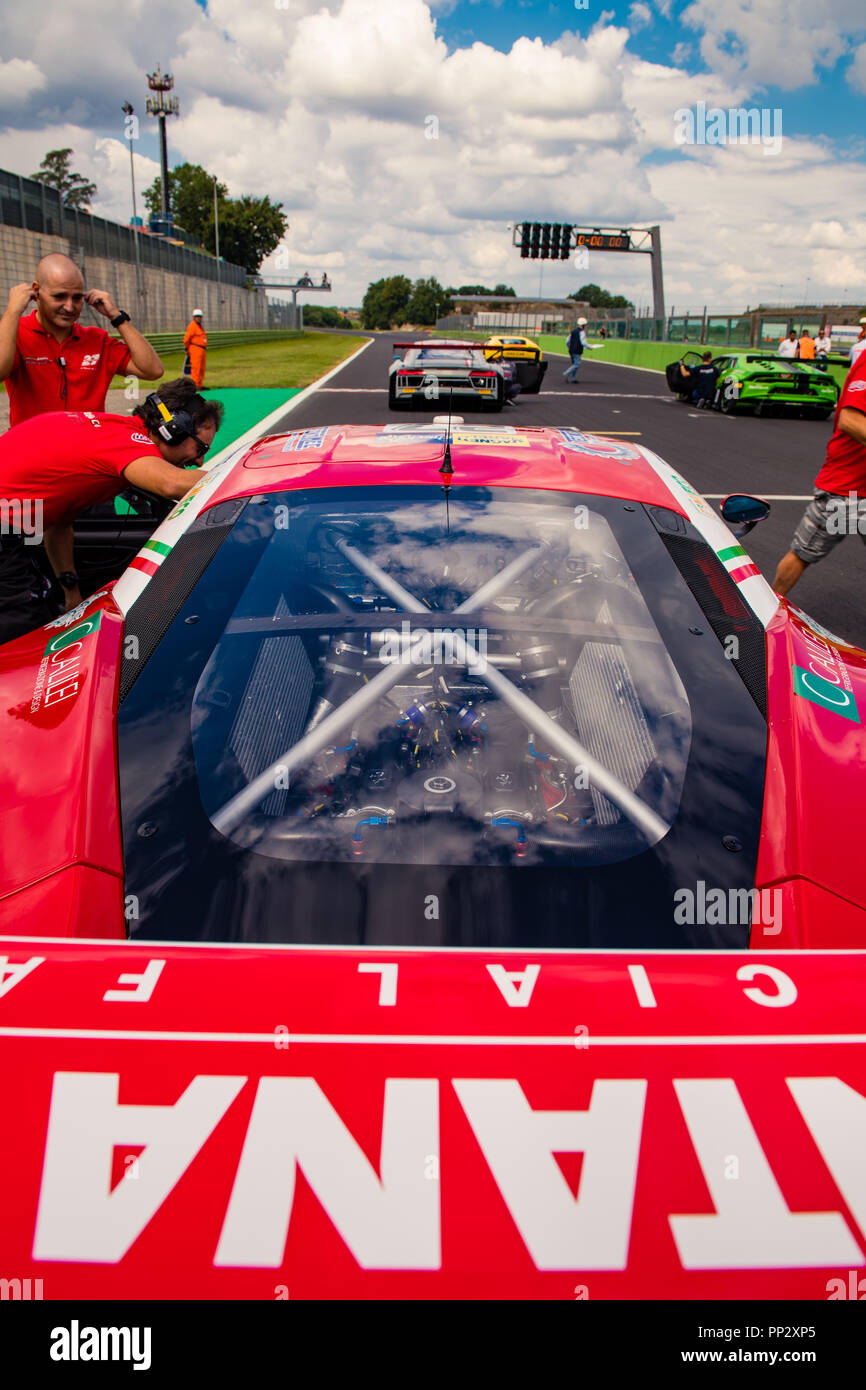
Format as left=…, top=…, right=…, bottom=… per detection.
left=0, top=539, right=59, bottom=646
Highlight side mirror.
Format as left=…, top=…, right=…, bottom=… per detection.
left=721, top=493, right=771, bottom=537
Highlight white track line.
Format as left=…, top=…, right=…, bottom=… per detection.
left=545, top=391, right=666, bottom=398
left=1, top=1027, right=864, bottom=1046
left=205, top=337, right=374, bottom=468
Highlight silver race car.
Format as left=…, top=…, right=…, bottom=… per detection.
left=389, top=340, right=512, bottom=411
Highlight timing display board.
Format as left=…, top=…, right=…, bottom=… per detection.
left=574, top=232, right=632, bottom=252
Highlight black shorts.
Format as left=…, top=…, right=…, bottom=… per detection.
left=0, top=539, right=57, bottom=646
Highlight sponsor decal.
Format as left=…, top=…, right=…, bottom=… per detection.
left=375, top=433, right=444, bottom=446
left=557, top=428, right=635, bottom=461
left=666, top=467, right=715, bottom=516
left=375, top=427, right=528, bottom=448
left=846, top=380, right=866, bottom=394
left=281, top=427, right=329, bottom=452
left=43, top=591, right=110, bottom=631
left=130, top=432, right=150, bottom=445
left=788, top=605, right=847, bottom=647
left=31, top=611, right=104, bottom=713
left=793, top=665, right=859, bottom=723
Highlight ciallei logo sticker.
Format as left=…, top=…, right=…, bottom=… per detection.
left=31, top=610, right=104, bottom=713
left=792, top=665, right=860, bottom=723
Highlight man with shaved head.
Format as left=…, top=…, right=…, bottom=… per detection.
left=0, top=252, right=162, bottom=427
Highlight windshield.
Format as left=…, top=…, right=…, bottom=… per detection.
left=117, top=486, right=768, bottom=947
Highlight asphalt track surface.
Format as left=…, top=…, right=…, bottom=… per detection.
left=269, top=331, right=866, bottom=650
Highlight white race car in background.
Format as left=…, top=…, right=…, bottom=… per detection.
left=389, top=340, right=511, bottom=411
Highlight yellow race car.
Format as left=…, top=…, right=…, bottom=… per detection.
left=483, top=336, right=548, bottom=394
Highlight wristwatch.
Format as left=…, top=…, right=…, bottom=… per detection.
left=110, top=310, right=130, bottom=328
left=57, top=571, right=80, bottom=590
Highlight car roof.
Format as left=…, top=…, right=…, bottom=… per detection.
left=111, top=425, right=780, bottom=630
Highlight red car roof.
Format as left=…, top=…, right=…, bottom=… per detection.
left=206, top=425, right=684, bottom=513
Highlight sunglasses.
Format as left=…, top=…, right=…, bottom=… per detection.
left=190, top=432, right=211, bottom=459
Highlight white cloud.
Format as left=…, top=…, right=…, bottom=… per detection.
left=0, top=56, right=45, bottom=108
left=629, top=3, right=653, bottom=32
left=848, top=42, right=866, bottom=93
left=681, top=0, right=862, bottom=89
left=0, top=0, right=861, bottom=311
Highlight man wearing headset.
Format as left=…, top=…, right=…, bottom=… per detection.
left=0, top=377, right=223, bottom=645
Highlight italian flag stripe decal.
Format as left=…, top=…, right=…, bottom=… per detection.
left=144, top=539, right=172, bottom=557
left=717, top=544, right=747, bottom=563
left=728, top=562, right=761, bottom=583
left=129, top=556, right=159, bottom=577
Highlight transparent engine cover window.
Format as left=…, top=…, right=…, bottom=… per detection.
left=191, top=496, right=691, bottom=866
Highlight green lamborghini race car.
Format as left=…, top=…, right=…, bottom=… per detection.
left=667, top=350, right=840, bottom=418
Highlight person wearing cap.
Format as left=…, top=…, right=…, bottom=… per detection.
left=0, top=252, right=163, bottom=428
left=183, top=309, right=208, bottom=389
left=0, top=376, right=223, bottom=644
left=563, top=318, right=589, bottom=383
left=680, top=350, right=719, bottom=407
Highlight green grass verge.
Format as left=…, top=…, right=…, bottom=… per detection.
left=536, top=334, right=849, bottom=390
left=111, top=331, right=369, bottom=391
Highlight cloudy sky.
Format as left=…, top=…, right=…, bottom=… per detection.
left=0, top=0, right=864, bottom=311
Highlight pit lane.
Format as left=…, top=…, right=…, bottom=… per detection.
left=268, top=331, right=866, bottom=651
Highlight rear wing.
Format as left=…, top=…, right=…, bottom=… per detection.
left=393, top=341, right=481, bottom=352
left=484, top=342, right=543, bottom=362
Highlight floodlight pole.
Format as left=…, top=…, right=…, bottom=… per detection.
left=145, top=66, right=179, bottom=220
left=121, top=101, right=144, bottom=321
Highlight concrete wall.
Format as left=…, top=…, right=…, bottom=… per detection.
left=0, top=224, right=267, bottom=333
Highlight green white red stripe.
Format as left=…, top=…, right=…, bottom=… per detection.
left=129, top=538, right=172, bottom=578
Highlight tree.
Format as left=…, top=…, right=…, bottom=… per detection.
left=303, top=305, right=354, bottom=329
left=30, top=149, right=96, bottom=209
left=143, top=163, right=228, bottom=243
left=569, top=283, right=634, bottom=310
left=361, top=276, right=413, bottom=329
left=206, top=195, right=287, bottom=274
left=406, top=277, right=453, bottom=325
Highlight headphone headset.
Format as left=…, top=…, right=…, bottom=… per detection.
left=145, top=392, right=201, bottom=446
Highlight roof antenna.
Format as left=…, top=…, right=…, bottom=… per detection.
left=439, top=387, right=454, bottom=533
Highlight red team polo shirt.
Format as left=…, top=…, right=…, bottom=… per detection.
left=814, top=350, right=866, bottom=495
left=5, top=313, right=131, bottom=428
left=0, top=412, right=160, bottom=529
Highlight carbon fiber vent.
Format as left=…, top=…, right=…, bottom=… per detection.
left=660, top=533, right=767, bottom=717
left=118, top=523, right=234, bottom=704
left=227, top=595, right=315, bottom=816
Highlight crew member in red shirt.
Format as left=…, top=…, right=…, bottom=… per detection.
left=0, top=377, right=222, bottom=644
left=0, top=252, right=163, bottom=427
left=773, top=353, right=866, bottom=594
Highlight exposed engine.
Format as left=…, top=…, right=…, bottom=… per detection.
left=198, top=502, right=690, bottom=865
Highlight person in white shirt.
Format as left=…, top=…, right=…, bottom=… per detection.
left=850, top=325, right=866, bottom=364
left=778, top=330, right=798, bottom=358
left=814, top=327, right=832, bottom=366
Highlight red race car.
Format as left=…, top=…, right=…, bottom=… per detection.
left=1, top=420, right=865, bottom=1299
